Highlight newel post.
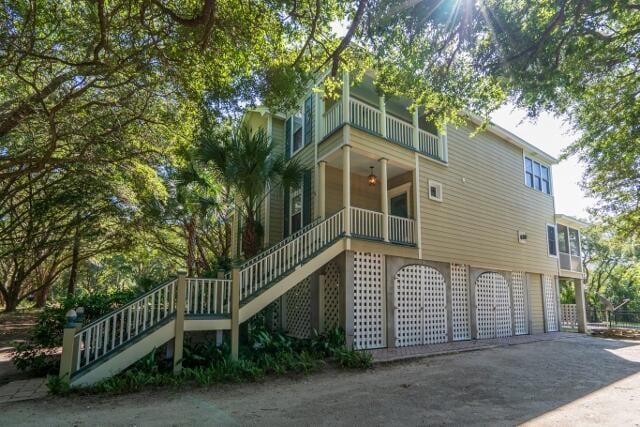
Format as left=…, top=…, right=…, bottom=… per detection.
left=230, top=262, right=241, bottom=360
left=173, top=270, right=187, bottom=374
left=59, top=308, right=82, bottom=382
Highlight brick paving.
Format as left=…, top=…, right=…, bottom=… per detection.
left=367, top=332, right=580, bottom=363
left=0, top=378, right=48, bottom=404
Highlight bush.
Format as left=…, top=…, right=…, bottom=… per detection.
left=335, top=348, right=373, bottom=369
left=12, top=342, right=59, bottom=376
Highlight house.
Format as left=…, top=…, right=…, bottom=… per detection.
left=59, top=70, right=588, bottom=386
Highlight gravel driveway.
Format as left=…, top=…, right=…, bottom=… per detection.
left=2, top=334, right=639, bottom=426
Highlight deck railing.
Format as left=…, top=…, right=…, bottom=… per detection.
left=240, top=210, right=344, bottom=300
left=350, top=98, right=381, bottom=134
left=350, top=207, right=383, bottom=240
left=323, top=102, right=342, bottom=137
left=74, top=278, right=178, bottom=372
left=386, top=114, right=414, bottom=148
left=418, top=129, right=439, bottom=159
left=186, top=278, right=231, bottom=316
left=388, top=214, right=416, bottom=245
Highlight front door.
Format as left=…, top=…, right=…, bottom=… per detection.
left=390, top=193, right=408, bottom=218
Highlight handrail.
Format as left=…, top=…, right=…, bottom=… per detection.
left=75, top=276, right=177, bottom=334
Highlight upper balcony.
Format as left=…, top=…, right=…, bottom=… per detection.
left=555, top=215, right=588, bottom=277
left=319, top=73, right=448, bottom=163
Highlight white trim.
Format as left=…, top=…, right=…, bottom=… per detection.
left=427, top=180, right=443, bottom=202
left=414, top=153, right=422, bottom=259
left=546, top=223, right=559, bottom=258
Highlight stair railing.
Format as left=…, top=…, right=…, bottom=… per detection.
left=185, top=278, right=231, bottom=316
left=240, top=209, right=344, bottom=300
left=73, top=277, right=178, bottom=372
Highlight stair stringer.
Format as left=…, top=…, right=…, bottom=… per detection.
left=70, top=319, right=176, bottom=387
left=239, top=238, right=346, bottom=323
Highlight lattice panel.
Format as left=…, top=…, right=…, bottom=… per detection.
left=451, top=264, right=470, bottom=341
left=353, top=252, right=385, bottom=349
left=394, top=265, right=423, bottom=347
left=394, top=265, right=447, bottom=347
left=285, top=277, right=311, bottom=338
left=512, top=272, right=528, bottom=335
left=322, top=261, right=341, bottom=331
left=268, top=299, right=281, bottom=331
left=543, top=275, right=559, bottom=332
left=475, top=274, right=496, bottom=339
left=494, top=274, right=512, bottom=338
left=422, top=266, right=448, bottom=344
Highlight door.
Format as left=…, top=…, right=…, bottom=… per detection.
left=475, top=272, right=513, bottom=339
left=390, top=193, right=408, bottom=218
left=394, top=265, right=448, bottom=347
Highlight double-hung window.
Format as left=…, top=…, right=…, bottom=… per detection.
left=524, top=156, right=551, bottom=194
left=546, top=224, right=558, bottom=256
left=291, top=111, right=303, bottom=155
left=289, top=186, right=302, bottom=234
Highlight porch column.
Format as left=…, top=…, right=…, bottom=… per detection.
left=438, top=124, right=448, bottom=162
left=379, top=95, right=387, bottom=138
left=412, top=108, right=419, bottom=150
left=342, top=71, right=350, bottom=124
left=343, top=144, right=351, bottom=236
left=380, top=158, right=389, bottom=242
left=319, top=160, right=326, bottom=219
left=575, top=279, right=588, bottom=333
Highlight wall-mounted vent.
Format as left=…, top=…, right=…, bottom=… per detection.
left=518, top=231, right=528, bottom=244
left=428, top=180, right=443, bottom=202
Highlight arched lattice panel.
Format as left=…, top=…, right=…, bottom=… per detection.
left=353, top=252, right=385, bottom=349
left=494, top=274, right=512, bottom=338
left=543, top=275, right=559, bottom=332
left=451, top=264, right=470, bottom=341
left=394, top=265, right=423, bottom=347
left=512, top=272, right=528, bottom=335
left=475, top=274, right=496, bottom=339
left=322, top=261, right=341, bottom=331
left=394, top=264, right=447, bottom=347
left=422, top=266, right=448, bottom=344
left=285, top=277, right=311, bottom=339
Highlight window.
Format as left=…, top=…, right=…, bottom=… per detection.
left=557, top=224, right=581, bottom=256
left=547, top=224, right=558, bottom=256
left=524, top=156, right=551, bottom=195
left=569, top=228, right=581, bottom=256
left=289, top=187, right=302, bottom=234
left=557, top=224, right=569, bottom=253
left=390, top=194, right=408, bottom=218
left=428, top=180, right=443, bottom=202
left=291, top=112, right=303, bottom=155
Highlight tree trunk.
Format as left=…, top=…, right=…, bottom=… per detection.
left=186, top=215, right=197, bottom=276
left=67, top=224, right=81, bottom=297
left=242, top=211, right=259, bottom=258
left=34, top=285, right=49, bottom=308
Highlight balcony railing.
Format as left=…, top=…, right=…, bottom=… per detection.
left=351, top=207, right=384, bottom=240
left=322, top=96, right=444, bottom=161
left=389, top=215, right=416, bottom=245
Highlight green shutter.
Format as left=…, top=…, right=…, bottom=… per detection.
left=283, top=187, right=290, bottom=238
left=304, top=96, right=313, bottom=146
left=302, top=170, right=312, bottom=226
left=285, top=117, right=292, bottom=160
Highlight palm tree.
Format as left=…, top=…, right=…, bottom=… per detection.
left=199, top=126, right=302, bottom=259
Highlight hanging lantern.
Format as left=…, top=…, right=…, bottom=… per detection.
left=368, top=166, right=377, bottom=186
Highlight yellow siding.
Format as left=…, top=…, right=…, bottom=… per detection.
left=419, top=122, right=558, bottom=275
left=268, top=117, right=286, bottom=245
left=325, top=165, right=381, bottom=215
left=528, top=273, right=545, bottom=333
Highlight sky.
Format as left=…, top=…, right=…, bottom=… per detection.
left=490, top=105, right=595, bottom=220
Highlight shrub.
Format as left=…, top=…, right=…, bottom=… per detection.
left=12, top=342, right=59, bottom=376
left=335, top=348, right=373, bottom=369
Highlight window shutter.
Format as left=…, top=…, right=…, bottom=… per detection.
left=302, top=170, right=312, bottom=225
left=304, top=96, right=313, bottom=146
left=283, top=187, right=290, bottom=238
left=285, top=117, right=292, bottom=160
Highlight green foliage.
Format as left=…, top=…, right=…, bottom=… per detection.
left=335, top=348, right=374, bottom=370
left=46, top=375, right=71, bottom=396
left=12, top=342, right=59, bottom=376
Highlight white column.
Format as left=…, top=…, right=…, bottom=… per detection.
left=575, top=279, right=588, bottom=333
left=319, top=160, right=326, bottom=219
left=343, top=145, right=351, bottom=236
left=412, top=108, right=420, bottom=150
left=380, top=158, right=389, bottom=242
left=438, top=123, right=448, bottom=162
left=342, top=71, right=350, bottom=124
left=379, top=95, right=387, bottom=138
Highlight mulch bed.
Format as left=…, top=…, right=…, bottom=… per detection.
left=590, top=328, right=640, bottom=340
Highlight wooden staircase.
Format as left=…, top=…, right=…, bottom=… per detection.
left=61, top=210, right=347, bottom=387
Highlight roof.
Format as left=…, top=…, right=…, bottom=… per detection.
left=555, top=214, right=590, bottom=229
left=465, top=113, right=559, bottom=165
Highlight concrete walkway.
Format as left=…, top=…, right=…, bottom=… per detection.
left=368, top=332, right=578, bottom=362
left=0, top=378, right=47, bottom=404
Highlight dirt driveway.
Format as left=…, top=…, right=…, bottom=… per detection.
left=2, top=334, right=639, bottom=426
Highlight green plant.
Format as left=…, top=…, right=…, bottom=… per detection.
left=46, top=375, right=71, bottom=395
left=11, top=342, right=59, bottom=376
left=335, top=348, right=373, bottom=370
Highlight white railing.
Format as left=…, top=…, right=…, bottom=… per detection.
left=388, top=215, right=416, bottom=244
left=386, top=114, right=414, bottom=147
left=240, top=210, right=345, bottom=300
left=323, top=102, right=343, bottom=137
left=350, top=98, right=381, bottom=134
left=350, top=207, right=383, bottom=240
left=418, top=129, right=439, bottom=159
left=561, top=304, right=578, bottom=329
left=186, top=278, right=231, bottom=316
left=75, top=278, right=177, bottom=372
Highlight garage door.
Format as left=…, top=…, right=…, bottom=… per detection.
left=394, top=265, right=447, bottom=347
left=475, top=272, right=512, bottom=339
